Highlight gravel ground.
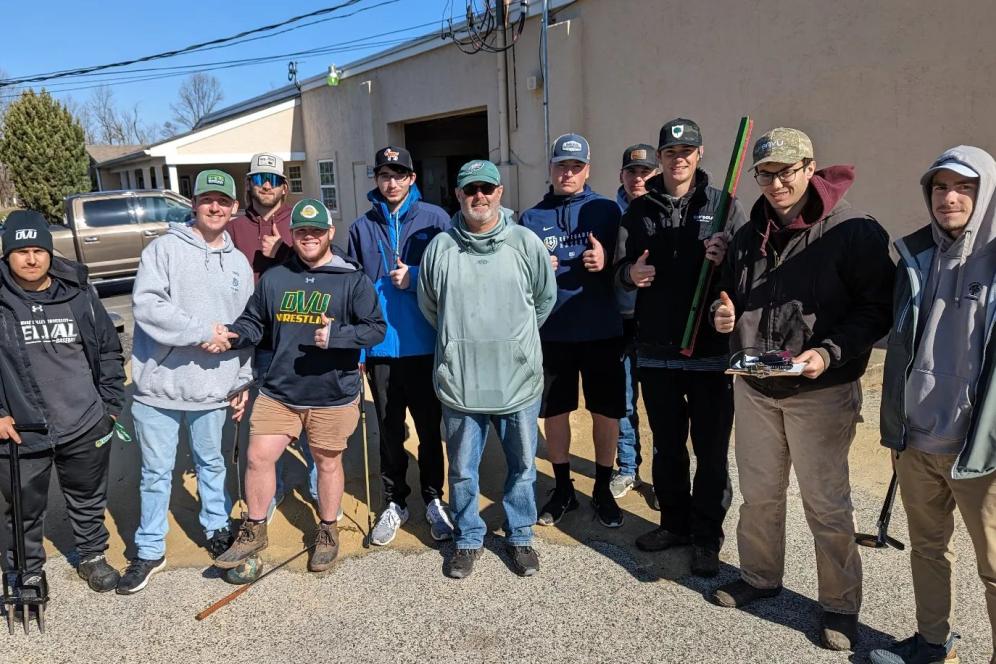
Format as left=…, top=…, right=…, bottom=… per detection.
left=3, top=456, right=990, bottom=664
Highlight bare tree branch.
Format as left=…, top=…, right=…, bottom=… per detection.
left=170, top=73, right=224, bottom=129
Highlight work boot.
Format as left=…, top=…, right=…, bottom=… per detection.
left=821, top=610, right=859, bottom=651
left=690, top=546, right=720, bottom=578
left=205, top=526, right=234, bottom=559
left=446, top=548, right=482, bottom=579
left=635, top=527, right=691, bottom=552
left=537, top=486, right=579, bottom=526
left=712, top=579, right=782, bottom=608
left=308, top=521, right=340, bottom=572
left=869, top=632, right=961, bottom=663
left=77, top=553, right=120, bottom=593
left=507, top=544, right=540, bottom=577
left=609, top=471, right=640, bottom=499
left=591, top=488, right=624, bottom=528
left=214, top=519, right=268, bottom=569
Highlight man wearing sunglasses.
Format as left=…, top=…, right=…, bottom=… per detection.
left=709, top=128, right=894, bottom=652
left=346, top=146, right=451, bottom=547
left=418, top=160, right=556, bottom=579
left=614, top=119, right=746, bottom=578
left=519, top=133, right=626, bottom=530
left=228, top=152, right=319, bottom=523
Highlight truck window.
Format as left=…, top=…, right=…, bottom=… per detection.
left=82, top=199, right=135, bottom=228
left=134, top=196, right=191, bottom=224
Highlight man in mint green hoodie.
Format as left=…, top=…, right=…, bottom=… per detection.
left=418, top=160, right=556, bottom=580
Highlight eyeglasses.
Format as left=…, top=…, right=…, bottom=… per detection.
left=249, top=173, right=286, bottom=188
left=462, top=183, right=497, bottom=196
left=753, top=163, right=806, bottom=186
left=375, top=172, right=412, bottom=184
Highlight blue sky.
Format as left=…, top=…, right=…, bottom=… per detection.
left=2, top=0, right=451, bottom=130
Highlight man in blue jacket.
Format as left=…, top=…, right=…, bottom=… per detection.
left=347, top=146, right=452, bottom=546
left=520, top=133, right=627, bottom=529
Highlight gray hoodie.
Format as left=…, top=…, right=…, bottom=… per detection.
left=906, top=146, right=996, bottom=454
left=131, top=222, right=254, bottom=410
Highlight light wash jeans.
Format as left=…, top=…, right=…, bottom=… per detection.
left=131, top=400, right=232, bottom=560
left=442, top=399, right=541, bottom=550
left=615, top=344, right=642, bottom=476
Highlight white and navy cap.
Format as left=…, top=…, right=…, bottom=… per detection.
left=921, top=159, right=980, bottom=185
left=550, top=133, right=591, bottom=164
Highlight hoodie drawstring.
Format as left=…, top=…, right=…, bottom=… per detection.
left=954, top=229, right=971, bottom=307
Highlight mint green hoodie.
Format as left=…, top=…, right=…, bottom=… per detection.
left=418, top=207, right=557, bottom=414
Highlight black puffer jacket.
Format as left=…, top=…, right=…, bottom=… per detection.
left=0, top=257, right=125, bottom=452
left=614, top=170, right=747, bottom=361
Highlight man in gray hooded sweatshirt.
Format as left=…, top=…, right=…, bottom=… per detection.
left=873, top=146, right=996, bottom=664
left=118, top=169, right=254, bottom=595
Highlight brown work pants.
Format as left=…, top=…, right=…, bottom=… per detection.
left=896, top=446, right=996, bottom=653
left=733, top=378, right=863, bottom=614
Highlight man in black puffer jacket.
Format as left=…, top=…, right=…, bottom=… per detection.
left=0, top=210, right=125, bottom=593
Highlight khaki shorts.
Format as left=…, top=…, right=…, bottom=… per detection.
left=249, top=393, right=358, bottom=452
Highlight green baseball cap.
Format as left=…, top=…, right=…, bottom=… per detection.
left=751, top=128, right=814, bottom=169
left=456, top=160, right=501, bottom=189
left=290, top=198, right=332, bottom=229
left=193, top=169, right=237, bottom=199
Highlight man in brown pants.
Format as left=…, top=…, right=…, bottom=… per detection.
left=711, top=128, right=894, bottom=651
left=871, top=145, right=996, bottom=664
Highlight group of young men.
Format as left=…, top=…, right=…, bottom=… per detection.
left=0, top=120, right=993, bottom=662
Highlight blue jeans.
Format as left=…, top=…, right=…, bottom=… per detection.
left=255, top=348, right=318, bottom=505
left=616, top=344, right=642, bottom=476
left=442, top=399, right=541, bottom=549
left=131, top=401, right=232, bottom=559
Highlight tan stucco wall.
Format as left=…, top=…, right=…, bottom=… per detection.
left=176, top=104, right=305, bottom=156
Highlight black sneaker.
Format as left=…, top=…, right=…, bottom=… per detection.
left=205, top=526, right=234, bottom=559
left=636, top=527, right=690, bottom=552
left=712, top=579, right=782, bottom=608
left=507, top=544, right=539, bottom=577
left=77, top=553, right=120, bottom=592
left=691, top=546, right=720, bottom=578
left=116, top=556, right=166, bottom=595
left=537, top=488, right=579, bottom=526
left=869, top=632, right=960, bottom=664
left=591, top=490, right=624, bottom=528
left=446, top=548, right=482, bottom=579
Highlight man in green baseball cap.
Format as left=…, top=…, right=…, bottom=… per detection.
left=710, top=128, right=894, bottom=652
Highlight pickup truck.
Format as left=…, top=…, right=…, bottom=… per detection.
left=1, top=189, right=192, bottom=282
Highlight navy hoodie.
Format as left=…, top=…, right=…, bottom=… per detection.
left=347, top=183, right=449, bottom=358
left=228, top=252, right=386, bottom=407
left=519, top=185, right=623, bottom=342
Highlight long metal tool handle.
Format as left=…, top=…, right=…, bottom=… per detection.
left=195, top=545, right=312, bottom=621
left=878, top=469, right=900, bottom=529
left=360, top=373, right=373, bottom=547
left=679, top=116, right=754, bottom=355
left=8, top=439, right=25, bottom=575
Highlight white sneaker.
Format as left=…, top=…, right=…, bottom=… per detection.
left=370, top=502, right=409, bottom=546
left=609, top=471, right=641, bottom=499
left=425, top=499, right=455, bottom=541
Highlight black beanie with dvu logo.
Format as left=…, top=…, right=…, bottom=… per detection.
left=2, top=210, right=53, bottom=258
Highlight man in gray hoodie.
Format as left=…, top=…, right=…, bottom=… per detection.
left=872, top=146, right=996, bottom=664
left=118, top=169, right=254, bottom=595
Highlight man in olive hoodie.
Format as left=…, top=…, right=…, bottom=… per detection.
left=418, top=160, right=557, bottom=580
left=871, top=146, right=996, bottom=664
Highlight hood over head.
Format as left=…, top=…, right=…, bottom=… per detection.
left=920, top=145, right=996, bottom=255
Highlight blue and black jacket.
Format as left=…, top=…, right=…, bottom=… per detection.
left=519, top=184, right=623, bottom=342
left=346, top=183, right=450, bottom=358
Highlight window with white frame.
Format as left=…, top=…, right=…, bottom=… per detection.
left=287, top=165, right=303, bottom=194
left=317, top=160, right=337, bottom=213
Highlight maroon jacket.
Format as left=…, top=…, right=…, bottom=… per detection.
left=227, top=203, right=294, bottom=283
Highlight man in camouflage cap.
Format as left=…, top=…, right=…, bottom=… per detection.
left=710, top=128, right=895, bottom=652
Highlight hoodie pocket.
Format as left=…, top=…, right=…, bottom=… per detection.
left=435, top=339, right=537, bottom=410
left=906, top=369, right=974, bottom=442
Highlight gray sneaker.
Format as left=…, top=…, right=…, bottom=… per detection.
left=609, top=470, right=640, bottom=499
left=425, top=499, right=455, bottom=541
left=371, top=502, right=409, bottom=546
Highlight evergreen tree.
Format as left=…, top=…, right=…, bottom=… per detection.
left=0, top=90, right=91, bottom=222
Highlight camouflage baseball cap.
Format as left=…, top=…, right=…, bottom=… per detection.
left=290, top=198, right=332, bottom=229
left=193, top=169, right=237, bottom=199
left=456, top=160, right=501, bottom=188
left=751, top=128, right=814, bottom=168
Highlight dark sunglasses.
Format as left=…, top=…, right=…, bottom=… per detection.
left=249, top=172, right=285, bottom=188
left=462, top=182, right=497, bottom=196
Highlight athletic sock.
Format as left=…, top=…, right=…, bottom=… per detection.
left=320, top=519, right=337, bottom=526
left=247, top=517, right=266, bottom=524
left=552, top=462, right=572, bottom=494
left=594, top=463, right=614, bottom=494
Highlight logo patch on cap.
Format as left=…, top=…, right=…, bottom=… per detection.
left=562, top=140, right=583, bottom=152
left=207, top=174, right=226, bottom=186
left=467, top=161, right=484, bottom=172
left=630, top=149, right=648, bottom=160
left=383, top=148, right=400, bottom=161
left=300, top=204, right=319, bottom=219
left=14, top=229, right=37, bottom=241
left=671, top=125, right=684, bottom=139
left=257, top=155, right=277, bottom=167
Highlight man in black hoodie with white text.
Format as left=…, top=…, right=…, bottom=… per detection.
left=0, top=211, right=125, bottom=593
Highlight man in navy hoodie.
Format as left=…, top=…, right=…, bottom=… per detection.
left=347, top=146, right=452, bottom=546
left=520, top=133, right=626, bottom=529
left=212, top=199, right=385, bottom=573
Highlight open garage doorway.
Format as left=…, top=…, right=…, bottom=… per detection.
left=404, top=111, right=489, bottom=215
